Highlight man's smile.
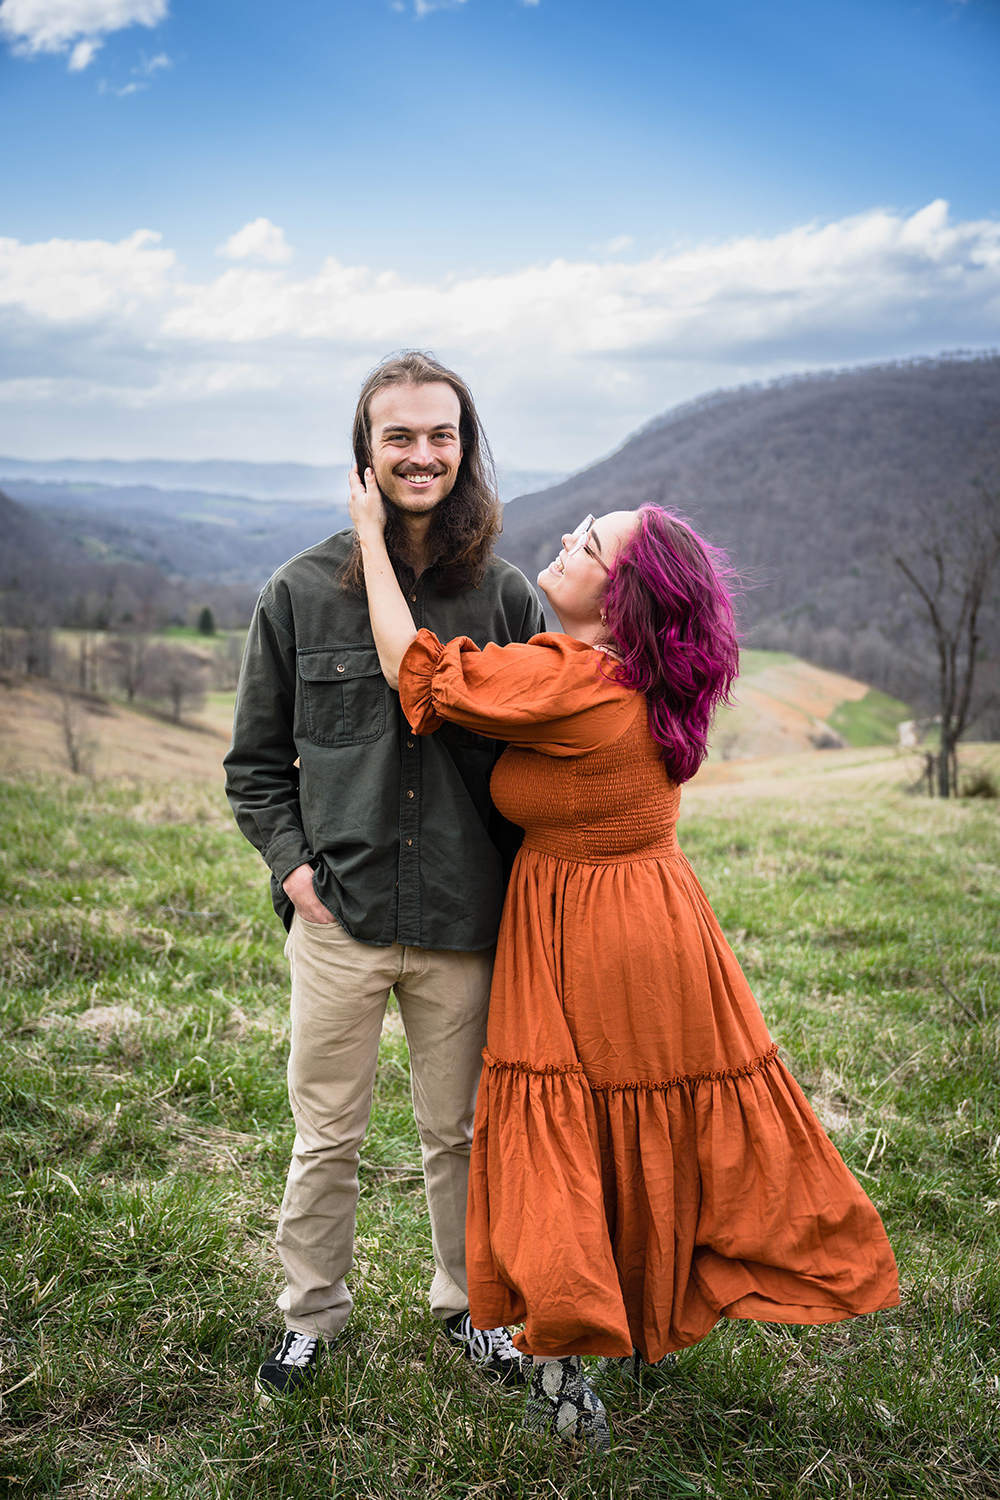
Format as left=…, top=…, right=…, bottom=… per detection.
left=398, top=471, right=441, bottom=487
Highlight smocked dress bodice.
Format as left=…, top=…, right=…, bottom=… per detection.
left=492, top=707, right=681, bottom=862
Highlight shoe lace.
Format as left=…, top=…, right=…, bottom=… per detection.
left=280, top=1333, right=318, bottom=1369
left=458, top=1315, right=519, bottom=1366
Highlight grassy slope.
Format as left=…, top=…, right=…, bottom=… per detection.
left=709, top=651, right=913, bottom=760
left=10, top=644, right=905, bottom=779
left=1, top=772, right=998, bottom=1498
left=829, top=690, right=913, bottom=748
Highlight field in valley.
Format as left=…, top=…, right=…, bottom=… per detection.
left=1, top=665, right=998, bottom=1498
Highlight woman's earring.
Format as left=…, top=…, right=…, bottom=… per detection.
left=600, top=611, right=607, bottom=626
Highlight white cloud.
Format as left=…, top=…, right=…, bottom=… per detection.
left=0, top=228, right=175, bottom=320
left=100, top=75, right=142, bottom=93
left=413, top=0, right=466, bottom=16
left=604, top=234, right=634, bottom=254
left=134, top=45, right=167, bottom=71
left=217, top=218, right=295, bottom=266
left=166, top=200, right=1000, bottom=360
left=67, top=34, right=97, bottom=66
left=0, top=0, right=167, bottom=68
left=0, top=201, right=998, bottom=467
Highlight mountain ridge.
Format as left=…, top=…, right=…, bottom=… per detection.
left=497, top=353, right=1000, bottom=716
left=0, top=456, right=565, bottom=506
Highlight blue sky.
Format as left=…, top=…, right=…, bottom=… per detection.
left=1, top=0, right=998, bottom=470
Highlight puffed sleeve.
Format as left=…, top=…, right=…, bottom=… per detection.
left=398, top=629, right=642, bottom=757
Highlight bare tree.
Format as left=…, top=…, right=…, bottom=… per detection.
left=75, top=632, right=100, bottom=694
left=891, top=476, right=1000, bottom=797
left=22, top=617, right=55, bottom=678
left=212, top=631, right=246, bottom=691
left=100, top=630, right=152, bottom=702
left=144, top=642, right=210, bottom=724
left=55, top=688, right=97, bottom=775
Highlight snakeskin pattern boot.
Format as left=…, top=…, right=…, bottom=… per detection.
left=522, top=1356, right=612, bottom=1451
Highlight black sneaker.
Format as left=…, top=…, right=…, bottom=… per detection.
left=598, top=1346, right=678, bottom=1384
left=443, top=1311, right=527, bottom=1392
left=523, top=1355, right=611, bottom=1451
left=256, top=1330, right=323, bottom=1403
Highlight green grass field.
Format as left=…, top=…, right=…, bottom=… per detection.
left=1, top=772, right=998, bottom=1498
left=828, top=690, right=914, bottom=748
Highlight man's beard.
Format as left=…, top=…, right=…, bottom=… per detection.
left=382, top=490, right=453, bottom=574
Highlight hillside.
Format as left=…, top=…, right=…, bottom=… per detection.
left=0, top=486, right=80, bottom=571
left=0, top=487, right=255, bottom=633
left=497, top=354, right=1000, bottom=710
left=1, top=486, right=157, bottom=620
left=708, top=650, right=910, bottom=761
left=0, top=673, right=230, bottom=785
left=1, top=479, right=350, bottom=586
left=0, top=647, right=912, bottom=789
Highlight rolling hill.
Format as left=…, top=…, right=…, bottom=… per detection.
left=497, top=353, right=1000, bottom=712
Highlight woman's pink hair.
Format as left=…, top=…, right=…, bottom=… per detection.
left=602, top=505, right=739, bottom=783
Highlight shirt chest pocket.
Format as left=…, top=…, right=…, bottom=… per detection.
left=298, top=647, right=387, bottom=747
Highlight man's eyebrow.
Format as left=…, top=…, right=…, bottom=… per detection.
left=378, top=421, right=460, bottom=435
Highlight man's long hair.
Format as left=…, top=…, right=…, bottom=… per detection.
left=342, top=351, right=501, bottom=595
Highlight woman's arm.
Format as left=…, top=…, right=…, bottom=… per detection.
left=399, top=630, right=641, bottom=755
left=348, top=465, right=416, bottom=690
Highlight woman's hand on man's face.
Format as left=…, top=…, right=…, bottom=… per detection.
left=348, top=464, right=388, bottom=541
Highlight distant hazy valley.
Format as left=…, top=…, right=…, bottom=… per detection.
left=0, top=462, right=565, bottom=587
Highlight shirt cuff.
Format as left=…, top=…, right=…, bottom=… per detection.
left=266, top=832, right=315, bottom=887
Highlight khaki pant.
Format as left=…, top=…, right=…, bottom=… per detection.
left=276, top=913, right=494, bottom=1339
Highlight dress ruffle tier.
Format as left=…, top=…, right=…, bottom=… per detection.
left=398, top=630, right=899, bottom=1360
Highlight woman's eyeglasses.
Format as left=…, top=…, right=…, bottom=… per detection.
left=566, top=515, right=610, bottom=573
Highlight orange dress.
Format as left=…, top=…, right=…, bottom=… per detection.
left=399, top=630, right=900, bottom=1361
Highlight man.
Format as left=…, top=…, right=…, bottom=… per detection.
left=224, top=352, right=544, bottom=1400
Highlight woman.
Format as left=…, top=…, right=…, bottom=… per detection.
left=349, top=471, right=899, bottom=1451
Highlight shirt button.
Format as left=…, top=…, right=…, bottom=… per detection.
left=406, top=838, right=412, bottom=847
left=406, top=789, right=414, bottom=799
left=410, top=593, right=417, bottom=602
left=407, top=740, right=415, bottom=749
left=336, top=664, right=345, bottom=673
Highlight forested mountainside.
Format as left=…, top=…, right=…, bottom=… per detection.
left=1, top=480, right=348, bottom=587
left=0, top=488, right=255, bottom=633
left=498, top=354, right=1000, bottom=717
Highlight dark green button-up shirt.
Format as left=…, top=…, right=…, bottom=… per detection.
left=224, top=529, right=544, bottom=949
